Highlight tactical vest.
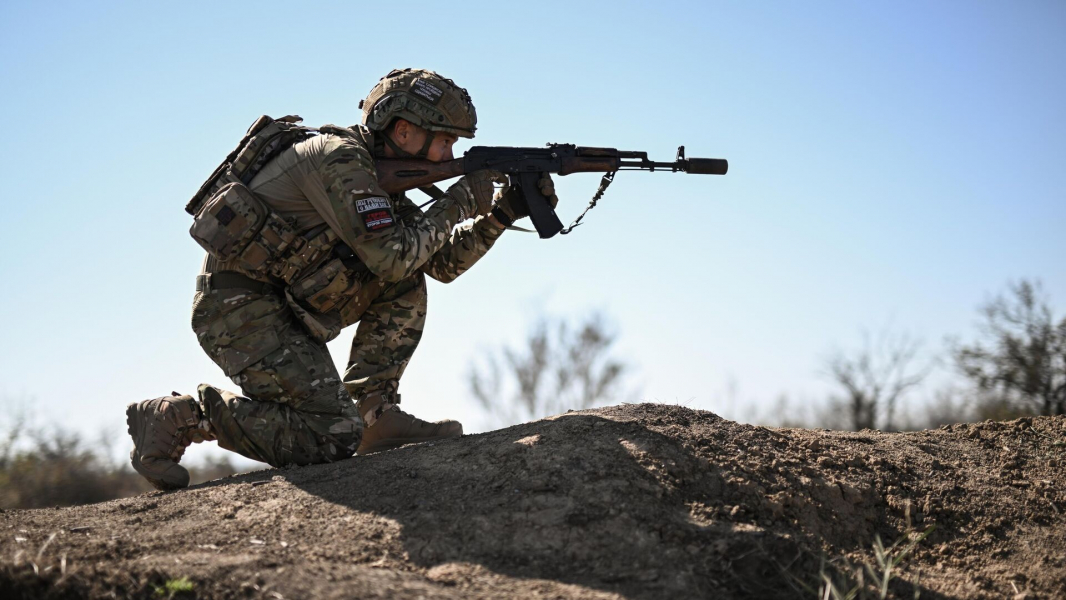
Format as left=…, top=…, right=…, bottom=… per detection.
left=186, top=115, right=351, bottom=286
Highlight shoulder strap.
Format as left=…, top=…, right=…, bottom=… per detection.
left=186, top=115, right=317, bottom=215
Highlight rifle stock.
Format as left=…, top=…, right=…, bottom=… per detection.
left=376, top=158, right=465, bottom=194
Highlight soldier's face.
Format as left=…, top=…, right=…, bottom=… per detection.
left=423, top=131, right=458, bottom=162
left=388, top=120, right=458, bottom=162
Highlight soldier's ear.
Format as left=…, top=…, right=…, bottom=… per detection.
left=392, top=118, right=411, bottom=141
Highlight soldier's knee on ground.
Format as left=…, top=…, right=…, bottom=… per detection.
left=318, top=423, right=363, bottom=462
left=198, top=384, right=363, bottom=467
left=307, top=407, right=364, bottom=463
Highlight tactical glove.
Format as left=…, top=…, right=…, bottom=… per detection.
left=446, top=170, right=503, bottom=221
left=490, top=173, right=558, bottom=226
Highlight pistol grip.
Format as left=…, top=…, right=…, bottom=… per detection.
left=514, top=171, right=563, bottom=239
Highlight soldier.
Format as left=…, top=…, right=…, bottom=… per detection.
left=126, top=68, right=557, bottom=490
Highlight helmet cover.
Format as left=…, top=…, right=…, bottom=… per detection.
left=360, top=68, right=477, bottom=138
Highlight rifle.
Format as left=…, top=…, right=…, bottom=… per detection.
left=376, top=144, right=727, bottom=239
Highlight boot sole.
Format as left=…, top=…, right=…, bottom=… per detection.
left=126, top=401, right=186, bottom=491
left=357, top=433, right=461, bottom=456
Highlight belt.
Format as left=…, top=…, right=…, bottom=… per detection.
left=195, top=271, right=280, bottom=294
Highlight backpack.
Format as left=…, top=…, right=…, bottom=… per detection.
left=186, top=115, right=334, bottom=283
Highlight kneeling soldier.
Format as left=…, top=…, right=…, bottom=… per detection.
left=126, top=68, right=556, bottom=489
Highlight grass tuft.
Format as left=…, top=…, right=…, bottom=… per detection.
left=816, top=525, right=934, bottom=600
left=154, top=576, right=195, bottom=598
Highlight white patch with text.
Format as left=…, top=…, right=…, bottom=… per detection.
left=355, top=197, right=391, bottom=213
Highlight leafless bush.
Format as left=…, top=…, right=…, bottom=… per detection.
left=953, top=279, right=1066, bottom=418
left=0, top=424, right=152, bottom=509
left=469, top=312, right=631, bottom=428
left=823, top=326, right=931, bottom=431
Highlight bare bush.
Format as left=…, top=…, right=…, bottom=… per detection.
left=0, top=425, right=152, bottom=508
left=953, top=279, right=1066, bottom=418
left=824, top=326, right=931, bottom=431
left=469, top=313, right=630, bottom=428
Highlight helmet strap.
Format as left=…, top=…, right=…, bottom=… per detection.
left=381, top=124, right=436, bottom=159
left=381, top=131, right=414, bottom=158
left=415, top=131, right=436, bottom=159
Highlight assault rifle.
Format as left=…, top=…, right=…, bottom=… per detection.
left=376, top=144, right=728, bottom=239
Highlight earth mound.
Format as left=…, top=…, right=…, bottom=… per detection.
left=2, top=404, right=1064, bottom=599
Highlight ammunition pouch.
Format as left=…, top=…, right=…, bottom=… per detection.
left=189, top=182, right=301, bottom=277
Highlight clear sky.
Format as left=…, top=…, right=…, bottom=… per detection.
left=1, top=1, right=1063, bottom=467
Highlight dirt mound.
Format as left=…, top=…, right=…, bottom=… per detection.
left=2, top=404, right=1064, bottom=599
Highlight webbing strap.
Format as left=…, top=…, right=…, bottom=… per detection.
left=196, top=272, right=279, bottom=294
left=490, top=206, right=535, bottom=234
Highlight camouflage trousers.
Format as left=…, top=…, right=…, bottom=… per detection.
left=191, top=272, right=428, bottom=467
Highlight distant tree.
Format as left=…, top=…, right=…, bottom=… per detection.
left=469, top=313, right=629, bottom=428
left=0, top=424, right=151, bottom=508
left=824, top=326, right=931, bottom=431
left=953, top=279, right=1066, bottom=418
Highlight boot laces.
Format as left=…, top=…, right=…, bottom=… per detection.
left=158, top=399, right=203, bottom=460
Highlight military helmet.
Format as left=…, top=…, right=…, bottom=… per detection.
left=360, top=68, right=477, bottom=139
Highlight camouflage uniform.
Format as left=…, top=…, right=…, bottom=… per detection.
left=193, top=126, right=504, bottom=467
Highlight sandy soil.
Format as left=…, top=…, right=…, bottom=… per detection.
left=1, top=404, right=1064, bottom=599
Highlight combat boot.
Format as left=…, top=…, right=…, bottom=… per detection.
left=126, top=393, right=214, bottom=490
left=356, top=393, right=462, bottom=455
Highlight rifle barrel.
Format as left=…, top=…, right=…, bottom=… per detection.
left=617, top=157, right=728, bottom=175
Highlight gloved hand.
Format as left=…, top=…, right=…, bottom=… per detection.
left=491, top=173, right=558, bottom=226
left=446, top=169, right=504, bottom=221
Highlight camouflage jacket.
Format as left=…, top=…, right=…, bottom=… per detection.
left=204, top=125, right=504, bottom=338
left=247, top=125, right=503, bottom=283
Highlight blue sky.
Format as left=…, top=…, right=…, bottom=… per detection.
left=1, top=1, right=1063, bottom=465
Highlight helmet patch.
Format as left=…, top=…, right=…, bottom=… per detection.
left=411, top=79, right=443, bottom=105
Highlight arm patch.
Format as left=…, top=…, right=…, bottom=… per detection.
left=355, top=197, right=391, bottom=213
left=363, top=209, right=395, bottom=231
